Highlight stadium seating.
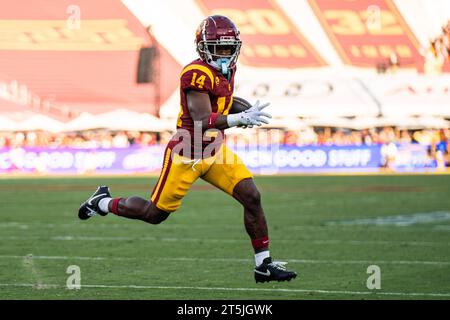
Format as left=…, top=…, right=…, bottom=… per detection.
left=1, top=0, right=449, bottom=127
left=0, top=0, right=448, bottom=174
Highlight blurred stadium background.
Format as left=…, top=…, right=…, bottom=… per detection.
left=1, top=0, right=450, bottom=301
left=0, top=0, right=449, bottom=175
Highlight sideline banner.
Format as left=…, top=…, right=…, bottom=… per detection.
left=0, top=144, right=436, bottom=175
left=233, top=144, right=382, bottom=174
left=0, top=145, right=165, bottom=174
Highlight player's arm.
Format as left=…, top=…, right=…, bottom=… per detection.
left=186, top=91, right=272, bottom=130
left=187, top=90, right=229, bottom=130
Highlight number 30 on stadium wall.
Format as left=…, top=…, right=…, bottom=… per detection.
left=211, top=9, right=290, bottom=35
left=191, top=72, right=206, bottom=89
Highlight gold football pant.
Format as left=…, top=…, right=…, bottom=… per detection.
left=151, top=145, right=253, bottom=212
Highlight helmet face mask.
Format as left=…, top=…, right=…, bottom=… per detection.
left=198, top=39, right=241, bottom=75
left=195, top=16, right=242, bottom=76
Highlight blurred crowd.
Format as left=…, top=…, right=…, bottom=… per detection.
left=0, top=127, right=448, bottom=149
left=0, top=130, right=168, bottom=149
left=422, top=20, right=450, bottom=74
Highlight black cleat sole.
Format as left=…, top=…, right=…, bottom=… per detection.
left=255, top=273, right=297, bottom=283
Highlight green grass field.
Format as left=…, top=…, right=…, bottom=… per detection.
left=0, top=174, right=449, bottom=300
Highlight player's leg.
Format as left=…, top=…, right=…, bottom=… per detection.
left=78, top=148, right=200, bottom=224
left=78, top=147, right=174, bottom=223
left=103, top=146, right=177, bottom=223
left=201, top=146, right=297, bottom=282
left=107, top=196, right=170, bottom=224
left=232, top=178, right=296, bottom=282
left=202, top=146, right=268, bottom=252
left=78, top=185, right=169, bottom=224
left=232, top=178, right=268, bottom=250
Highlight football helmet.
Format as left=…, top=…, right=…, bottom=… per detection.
left=195, top=15, right=242, bottom=76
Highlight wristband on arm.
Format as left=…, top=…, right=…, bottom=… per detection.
left=208, top=113, right=219, bottom=129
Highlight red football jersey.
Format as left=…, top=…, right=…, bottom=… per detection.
left=168, top=58, right=236, bottom=158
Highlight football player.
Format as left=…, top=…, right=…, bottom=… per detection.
left=78, top=15, right=297, bottom=283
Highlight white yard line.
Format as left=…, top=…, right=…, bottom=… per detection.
left=434, top=225, right=450, bottom=231
left=0, top=255, right=134, bottom=261
left=0, top=283, right=59, bottom=289
left=161, top=257, right=450, bottom=266
left=2, top=221, right=449, bottom=232
left=0, top=282, right=449, bottom=298
left=327, top=211, right=450, bottom=227
left=38, top=236, right=450, bottom=247
left=0, top=234, right=448, bottom=246
left=1, top=255, right=449, bottom=266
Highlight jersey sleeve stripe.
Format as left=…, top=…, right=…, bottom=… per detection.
left=176, top=104, right=183, bottom=127
left=180, top=64, right=215, bottom=90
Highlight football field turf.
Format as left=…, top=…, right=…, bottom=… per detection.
left=0, top=174, right=449, bottom=300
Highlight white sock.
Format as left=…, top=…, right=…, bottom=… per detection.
left=255, top=250, right=270, bottom=267
left=98, top=197, right=112, bottom=213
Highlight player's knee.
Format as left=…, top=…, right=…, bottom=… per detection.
left=149, top=214, right=168, bottom=224
left=244, top=188, right=261, bottom=209
left=142, top=206, right=170, bottom=224
left=142, top=212, right=167, bottom=224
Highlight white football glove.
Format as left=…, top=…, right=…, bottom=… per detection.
left=241, top=100, right=271, bottom=128
left=227, top=100, right=272, bottom=128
